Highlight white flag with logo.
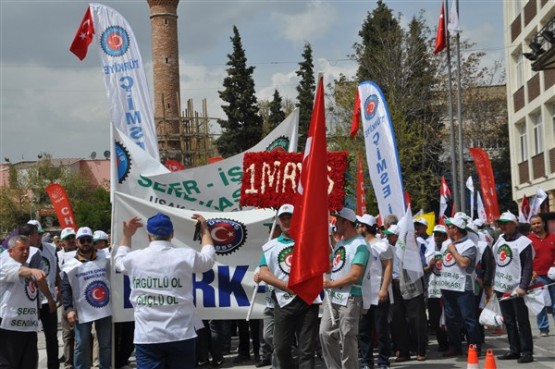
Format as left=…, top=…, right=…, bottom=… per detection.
left=466, top=176, right=475, bottom=219
left=357, top=81, right=405, bottom=218
left=528, top=187, right=547, bottom=221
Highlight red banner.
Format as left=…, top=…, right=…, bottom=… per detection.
left=469, top=148, right=500, bottom=222
left=45, top=183, right=77, bottom=229
left=240, top=151, right=348, bottom=210
left=356, top=152, right=367, bottom=215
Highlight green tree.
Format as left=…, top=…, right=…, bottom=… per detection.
left=268, top=90, right=286, bottom=131
left=74, top=187, right=112, bottom=231
left=296, top=42, right=315, bottom=152
left=216, top=25, right=263, bottom=158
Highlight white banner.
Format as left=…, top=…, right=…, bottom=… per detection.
left=528, top=187, right=548, bottom=221
left=90, top=3, right=160, bottom=160
left=476, top=191, right=487, bottom=221
left=357, top=81, right=405, bottom=218
left=466, top=176, right=475, bottom=219
left=396, top=206, right=424, bottom=282
left=113, top=109, right=299, bottom=212
left=111, top=191, right=276, bottom=322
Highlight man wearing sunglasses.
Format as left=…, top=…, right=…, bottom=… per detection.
left=62, top=227, right=112, bottom=369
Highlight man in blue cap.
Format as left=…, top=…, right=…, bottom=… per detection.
left=114, top=212, right=216, bottom=369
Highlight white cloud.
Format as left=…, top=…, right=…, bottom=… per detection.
left=273, top=1, right=336, bottom=44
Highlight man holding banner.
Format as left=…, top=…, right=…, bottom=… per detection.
left=114, top=212, right=216, bottom=369
left=258, top=204, right=320, bottom=369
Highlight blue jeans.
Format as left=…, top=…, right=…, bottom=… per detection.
left=442, top=290, right=481, bottom=353
left=74, top=316, right=112, bottom=369
left=135, top=338, right=196, bottom=369
left=535, top=276, right=555, bottom=332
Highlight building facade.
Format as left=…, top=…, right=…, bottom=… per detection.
left=503, top=0, right=555, bottom=211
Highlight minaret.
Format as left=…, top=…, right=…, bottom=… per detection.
left=147, top=0, right=181, bottom=161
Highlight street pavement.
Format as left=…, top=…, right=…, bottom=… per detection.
left=38, top=315, right=555, bottom=369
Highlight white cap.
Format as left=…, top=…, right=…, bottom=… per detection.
left=433, top=224, right=447, bottom=234
left=414, top=218, right=428, bottom=227
left=60, top=227, right=76, bottom=240
left=466, top=222, right=478, bottom=233
left=383, top=224, right=400, bottom=236
left=27, top=220, right=43, bottom=233
left=453, top=212, right=469, bottom=220
left=334, top=207, right=357, bottom=223
left=76, top=227, right=93, bottom=239
left=473, top=219, right=485, bottom=227
left=497, top=211, right=517, bottom=223
left=446, top=217, right=467, bottom=230
left=277, top=204, right=294, bottom=217
left=356, top=214, right=377, bottom=227
left=548, top=266, right=555, bottom=280
left=93, top=230, right=109, bottom=242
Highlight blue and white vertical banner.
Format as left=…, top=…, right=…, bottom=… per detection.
left=90, top=3, right=160, bottom=161
left=357, top=81, right=405, bottom=218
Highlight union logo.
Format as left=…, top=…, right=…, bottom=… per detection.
left=265, top=136, right=289, bottom=152
left=100, top=26, right=130, bottom=57
left=115, top=141, right=131, bottom=184
left=363, top=94, right=379, bottom=121
left=206, top=219, right=247, bottom=255
left=331, top=246, right=346, bottom=273
left=42, top=256, right=51, bottom=276
left=433, top=254, right=443, bottom=276
left=85, top=280, right=110, bottom=308
left=496, top=244, right=513, bottom=267
left=443, top=249, right=456, bottom=267
left=277, top=246, right=294, bottom=275
left=24, top=278, right=38, bottom=301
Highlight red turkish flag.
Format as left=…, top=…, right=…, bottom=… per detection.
left=439, top=176, right=452, bottom=225
left=165, top=160, right=185, bottom=172
left=70, top=7, right=95, bottom=60
left=350, top=87, right=361, bottom=138
left=433, top=2, right=447, bottom=54
left=288, top=77, right=330, bottom=305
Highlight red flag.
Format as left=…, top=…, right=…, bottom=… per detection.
left=519, top=195, right=530, bottom=223
left=45, top=183, right=77, bottom=229
left=289, top=77, right=330, bottom=305
left=350, top=87, right=361, bottom=138
left=165, top=160, right=185, bottom=172
left=433, top=2, right=447, bottom=54
left=439, top=176, right=451, bottom=225
left=469, top=148, right=500, bottom=222
left=356, top=152, right=367, bottom=215
left=404, top=191, right=412, bottom=210
left=70, top=7, right=95, bottom=60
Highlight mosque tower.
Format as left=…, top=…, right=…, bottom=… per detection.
left=147, top=0, right=181, bottom=162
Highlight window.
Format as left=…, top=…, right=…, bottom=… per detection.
left=533, top=112, right=543, bottom=155
left=515, top=53, right=524, bottom=89
left=518, top=121, right=528, bottom=162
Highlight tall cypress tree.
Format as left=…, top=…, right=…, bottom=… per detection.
left=295, top=42, right=315, bottom=152
left=216, top=26, right=263, bottom=158
left=268, top=89, right=286, bottom=131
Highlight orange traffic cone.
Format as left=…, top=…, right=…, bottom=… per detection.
left=467, top=344, right=480, bottom=369
left=485, top=349, right=497, bottom=369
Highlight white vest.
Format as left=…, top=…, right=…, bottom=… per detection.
left=58, top=249, right=77, bottom=274
left=0, top=255, right=40, bottom=332
left=263, top=236, right=322, bottom=307
left=439, top=238, right=475, bottom=292
left=427, top=251, right=443, bottom=298
left=38, top=242, right=58, bottom=304
left=367, top=239, right=393, bottom=308
left=64, top=256, right=111, bottom=323
left=330, top=235, right=369, bottom=306
left=493, top=235, right=531, bottom=293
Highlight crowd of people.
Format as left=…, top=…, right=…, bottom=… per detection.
left=0, top=205, right=554, bottom=369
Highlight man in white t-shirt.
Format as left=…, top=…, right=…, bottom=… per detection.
left=0, top=235, right=56, bottom=369
left=114, top=212, right=216, bottom=369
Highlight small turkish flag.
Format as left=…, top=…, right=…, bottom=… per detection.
left=433, top=2, right=447, bottom=55
left=70, top=7, right=95, bottom=60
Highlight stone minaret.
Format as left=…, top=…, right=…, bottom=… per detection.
left=147, top=0, right=181, bottom=161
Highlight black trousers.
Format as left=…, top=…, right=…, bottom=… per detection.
left=114, top=321, right=135, bottom=368
left=497, top=292, right=534, bottom=356
left=273, top=296, right=319, bottom=369
left=237, top=319, right=260, bottom=358
left=390, top=282, right=427, bottom=357
left=196, top=320, right=224, bottom=364
left=359, top=301, right=391, bottom=367
left=0, top=322, right=38, bottom=369
left=40, top=303, right=60, bottom=369
left=427, top=297, right=448, bottom=349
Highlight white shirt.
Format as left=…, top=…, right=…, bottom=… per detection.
left=114, top=240, right=215, bottom=344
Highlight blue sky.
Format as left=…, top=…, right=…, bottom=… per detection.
left=0, top=0, right=505, bottom=162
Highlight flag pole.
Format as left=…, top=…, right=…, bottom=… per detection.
left=444, top=0, right=460, bottom=210
left=455, top=0, right=465, bottom=213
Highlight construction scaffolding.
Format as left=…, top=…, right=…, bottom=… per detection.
left=156, top=96, right=219, bottom=168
